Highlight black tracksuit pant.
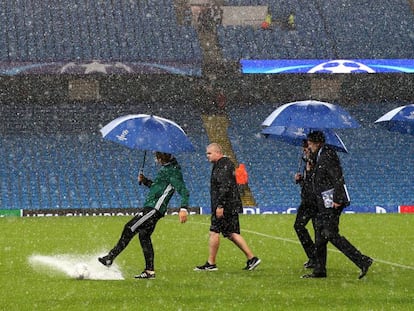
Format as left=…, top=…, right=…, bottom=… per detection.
left=108, top=208, right=162, bottom=271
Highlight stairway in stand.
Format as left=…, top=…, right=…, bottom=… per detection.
left=201, top=114, right=256, bottom=207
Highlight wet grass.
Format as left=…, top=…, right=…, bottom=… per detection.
left=1, top=214, right=413, bottom=310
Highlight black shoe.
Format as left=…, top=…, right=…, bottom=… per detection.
left=301, top=273, right=327, bottom=279
left=98, top=255, right=113, bottom=267
left=134, top=271, right=155, bottom=279
left=303, top=260, right=315, bottom=269
left=244, top=257, right=261, bottom=271
left=194, top=262, right=218, bottom=271
left=359, top=258, right=373, bottom=279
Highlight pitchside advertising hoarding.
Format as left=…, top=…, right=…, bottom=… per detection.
left=1, top=205, right=413, bottom=217
left=240, top=205, right=414, bottom=214
left=240, top=59, right=414, bottom=74
left=0, top=61, right=202, bottom=76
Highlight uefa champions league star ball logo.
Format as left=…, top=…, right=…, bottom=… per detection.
left=60, top=61, right=133, bottom=74
left=308, top=60, right=375, bottom=73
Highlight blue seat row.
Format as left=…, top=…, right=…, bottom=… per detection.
left=1, top=0, right=413, bottom=63
left=1, top=101, right=414, bottom=211
left=218, top=0, right=414, bottom=60
left=0, top=0, right=202, bottom=62
left=227, top=101, right=414, bottom=209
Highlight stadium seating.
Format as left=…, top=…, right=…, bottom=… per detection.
left=319, top=0, right=414, bottom=59
left=0, top=1, right=413, bottom=212
left=0, top=101, right=212, bottom=211
left=1, top=0, right=412, bottom=63
left=0, top=0, right=202, bottom=63
left=1, top=101, right=414, bottom=212
left=218, top=0, right=414, bottom=60
left=227, top=101, right=414, bottom=209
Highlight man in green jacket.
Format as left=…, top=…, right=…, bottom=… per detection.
left=98, top=152, right=189, bottom=279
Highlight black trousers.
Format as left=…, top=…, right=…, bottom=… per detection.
left=313, top=209, right=370, bottom=275
left=108, top=208, right=162, bottom=271
left=294, top=202, right=317, bottom=261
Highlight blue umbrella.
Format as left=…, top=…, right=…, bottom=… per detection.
left=262, top=100, right=360, bottom=129
left=374, top=104, right=414, bottom=135
left=261, top=126, right=349, bottom=153
left=101, top=114, right=195, bottom=177
left=100, top=114, right=195, bottom=154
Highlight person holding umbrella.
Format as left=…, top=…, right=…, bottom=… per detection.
left=194, top=143, right=261, bottom=271
left=294, top=139, right=317, bottom=269
left=301, top=131, right=373, bottom=279
left=98, top=152, right=190, bottom=279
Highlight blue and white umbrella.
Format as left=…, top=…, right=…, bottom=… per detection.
left=375, top=104, right=414, bottom=135
left=261, top=126, right=348, bottom=153
left=262, top=100, right=360, bottom=129
left=100, top=114, right=195, bottom=154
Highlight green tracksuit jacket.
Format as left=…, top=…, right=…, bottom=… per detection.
left=142, top=158, right=189, bottom=215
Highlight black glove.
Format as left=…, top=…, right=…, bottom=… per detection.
left=139, top=174, right=152, bottom=187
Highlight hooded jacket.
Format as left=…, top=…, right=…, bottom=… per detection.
left=142, top=158, right=189, bottom=215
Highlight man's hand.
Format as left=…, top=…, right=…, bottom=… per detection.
left=294, top=173, right=302, bottom=182
left=215, top=206, right=224, bottom=218
left=179, top=208, right=188, bottom=223
left=333, top=202, right=342, bottom=209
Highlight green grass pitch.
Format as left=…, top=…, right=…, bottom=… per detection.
left=1, top=214, right=413, bottom=310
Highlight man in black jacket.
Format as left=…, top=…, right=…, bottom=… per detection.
left=194, top=143, right=261, bottom=271
left=301, top=131, right=373, bottom=279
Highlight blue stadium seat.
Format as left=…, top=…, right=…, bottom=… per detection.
left=216, top=0, right=414, bottom=60
left=1, top=101, right=414, bottom=211
left=227, top=101, right=414, bottom=210
left=0, top=0, right=203, bottom=63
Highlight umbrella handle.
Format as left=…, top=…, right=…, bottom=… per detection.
left=138, top=170, right=143, bottom=185
left=297, top=149, right=304, bottom=173
left=138, top=151, right=147, bottom=185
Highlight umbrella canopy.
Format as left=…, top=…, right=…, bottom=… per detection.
left=374, top=104, right=414, bottom=135
left=262, top=100, right=360, bottom=129
left=100, top=114, right=195, bottom=154
left=261, top=126, right=348, bottom=153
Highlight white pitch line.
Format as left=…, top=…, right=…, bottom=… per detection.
left=242, top=228, right=414, bottom=270
left=184, top=219, right=414, bottom=271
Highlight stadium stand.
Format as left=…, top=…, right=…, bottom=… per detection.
left=1, top=100, right=414, bottom=212
left=227, top=101, right=414, bottom=210
left=0, top=0, right=202, bottom=63
left=0, top=1, right=413, bottom=214
left=2, top=0, right=413, bottom=65
left=0, top=101, right=211, bottom=211
left=319, top=0, right=414, bottom=59
left=218, top=0, right=414, bottom=60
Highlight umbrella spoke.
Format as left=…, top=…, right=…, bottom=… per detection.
left=262, top=100, right=360, bottom=129
left=100, top=114, right=195, bottom=154
left=375, top=104, right=414, bottom=135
